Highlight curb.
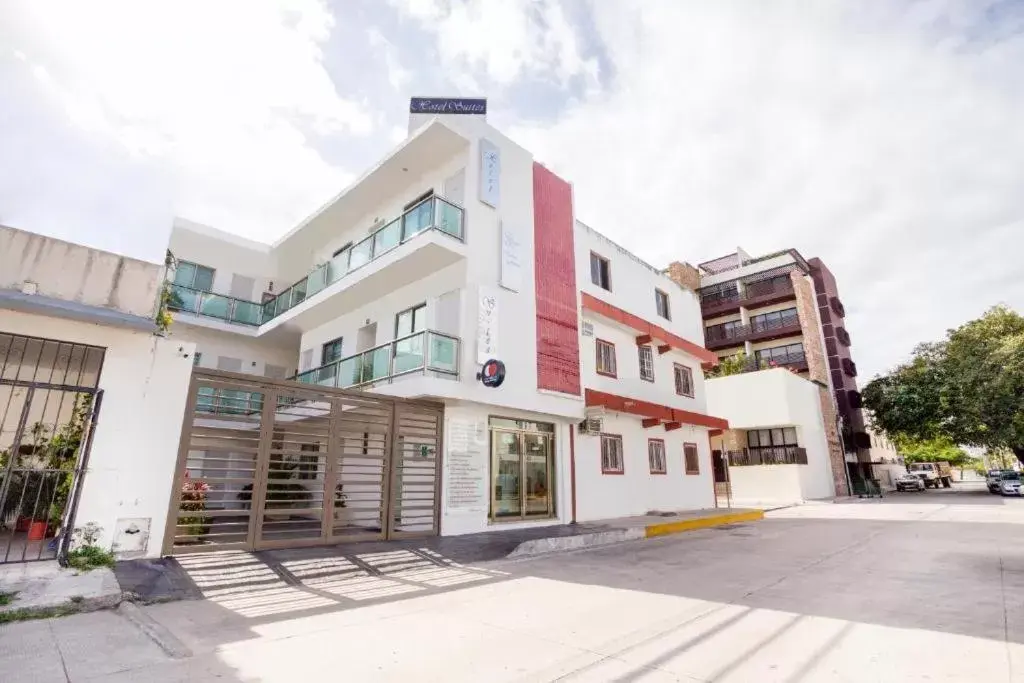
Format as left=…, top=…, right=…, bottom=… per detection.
left=644, top=509, right=765, bottom=537
left=507, top=528, right=646, bottom=558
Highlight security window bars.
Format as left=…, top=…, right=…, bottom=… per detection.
left=596, top=339, right=617, bottom=377
left=674, top=363, right=694, bottom=397
left=684, top=443, right=700, bottom=475
left=638, top=345, right=655, bottom=382
left=601, top=434, right=624, bottom=474
left=648, top=439, right=666, bottom=474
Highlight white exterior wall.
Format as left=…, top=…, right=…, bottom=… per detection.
left=171, top=325, right=297, bottom=378
left=707, top=369, right=835, bottom=504
left=575, top=413, right=714, bottom=521
left=169, top=218, right=278, bottom=302
left=440, top=402, right=573, bottom=535
left=727, top=466, right=804, bottom=506
left=0, top=310, right=193, bottom=558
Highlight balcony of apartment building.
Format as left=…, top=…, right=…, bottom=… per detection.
left=705, top=307, right=803, bottom=351
left=699, top=271, right=796, bottom=318
left=293, top=329, right=461, bottom=397
left=167, top=196, right=466, bottom=335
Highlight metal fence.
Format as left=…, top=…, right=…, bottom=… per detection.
left=0, top=333, right=104, bottom=563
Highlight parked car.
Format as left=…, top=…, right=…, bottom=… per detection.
left=895, top=472, right=926, bottom=492
left=998, top=471, right=1022, bottom=496
left=908, top=461, right=953, bottom=488
left=987, top=469, right=1006, bottom=494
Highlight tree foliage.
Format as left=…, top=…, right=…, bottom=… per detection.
left=895, top=436, right=969, bottom=466
left=863, top=306, right=1024, bottom=463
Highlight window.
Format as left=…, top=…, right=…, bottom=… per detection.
left=747, top=428, right=799, bottom=448
left=749, top=307, right=798, bottom=333
left=331, top=242, right=352, bottom=258
left=601, top=434, right=624, bottom=474
left=590, top=252, right=611, bottom=291
left=673, top=364, right=694, bottom=397
left=638, top=345, right=655, bottom=382
left=322, top=337, right=344, bottom=365
left=395, top=303, right=426, bottom=337
left=754, top=343, right=805, bottom=366
left=173, top=260, right=215, bottom=291
left=684, top=443, right=700, bottom=475
left=192, top=352, right=202, bottom=367
left=596, top=339, right=617, bottom=377
left=706, top=319, right=744, bottom=341
left=648, top=439, right=666, bottom=474
left=655, top=289, right=671, bottom=320
left=490, top=419, right=556, bottom=521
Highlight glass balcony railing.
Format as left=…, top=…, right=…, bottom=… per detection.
left=293, top=330, right=460, bottom=389
left=167, top=196, right=464, bottom=329
left=261, top=196, right=464, bottom=323
left=167, top=284, right=264, bottom=326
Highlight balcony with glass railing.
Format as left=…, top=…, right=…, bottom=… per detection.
left=261, top=196, right=464, bottom=324
left=294, top=330, right=460, bottom=390
left=166, top=284, right=264, bottom=327
left=167, top=196, right=464, bottom=331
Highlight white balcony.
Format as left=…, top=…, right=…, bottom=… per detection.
left=258, top=197, right=466, bottom=335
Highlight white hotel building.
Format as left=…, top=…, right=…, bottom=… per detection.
left=155, top=99, right=727, bottom=553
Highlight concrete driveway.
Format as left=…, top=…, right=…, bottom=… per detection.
left=4, top=482, right=1024, bottom=682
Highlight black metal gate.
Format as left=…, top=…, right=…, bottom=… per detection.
left=0, top=333, right=104, bottom=563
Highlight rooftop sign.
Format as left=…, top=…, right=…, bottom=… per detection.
left=409, top=97, right=487, bottom=115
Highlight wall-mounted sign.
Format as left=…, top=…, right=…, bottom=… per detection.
left=499, top=221, right=522, bottom=292
left=581, top=321, right=594, bottom=337
left=479, top=138, right=501, bottom=208
left=477, top=359, right=506, bottom=388
left=477, top=286, right=499, bottom=364
left=409, top=97, right=487, bottom=115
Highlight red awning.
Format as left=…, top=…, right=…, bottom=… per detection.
left=585, top=389, right=729, bottom=430
left=580, top=292, right=718, bottom=367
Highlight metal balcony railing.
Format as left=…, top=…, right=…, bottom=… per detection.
left=729, top=446, right=808, bottom=466
left=167, top=284, right=263, bottom=326
left=294, top=330, right=460, bottom=389
left=701, top=277, right=796, bottom=313
left=705, top=315, right=802, bottom=346
left=262, top=197, right=464, bottom=323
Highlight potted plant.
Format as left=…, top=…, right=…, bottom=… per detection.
left=180, top=473, right=211, bottom=541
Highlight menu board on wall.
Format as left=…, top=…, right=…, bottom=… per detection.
left=446, top=419, right=488, bottom=513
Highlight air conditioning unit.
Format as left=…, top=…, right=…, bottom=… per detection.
left=578, top=417, right=603, bottom=435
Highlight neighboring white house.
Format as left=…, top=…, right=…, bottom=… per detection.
left=706, top=368, right=836, bottom=507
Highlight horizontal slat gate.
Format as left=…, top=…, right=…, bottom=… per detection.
left=166, top=370, right=443, bottom=555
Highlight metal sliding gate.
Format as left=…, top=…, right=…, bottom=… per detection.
left=0, top=333, right=105, bottom=563
left=165, top=369, right=443, bottom=555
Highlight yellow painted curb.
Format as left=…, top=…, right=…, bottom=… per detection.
left=644, top=509, right=765, bottom=538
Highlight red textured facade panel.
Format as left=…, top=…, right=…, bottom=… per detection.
left=533, top=163, right=581, bottom=396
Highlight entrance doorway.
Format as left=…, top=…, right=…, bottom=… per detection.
left=489, top=418, right=555, bottom=522
left=0, top=333, right=104, bottom=563
left=712, top=449, right=732, bottom=508
left=165, top=369, right=443, bottom=555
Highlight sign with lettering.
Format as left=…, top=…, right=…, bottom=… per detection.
left=409, top=97, right=487, bottom=115
left=479, top=138, right=501, bottom=208
left=477, top=286, right=499, bottom=364
left=499, top=221, right=522, bottom=292
left=478, top=359, right=506, bottom=388
left=446, top=419, right=487, bottom=513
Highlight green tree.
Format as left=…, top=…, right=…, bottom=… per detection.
left=896, top=436, right=969, bottom=466
left=863, top=306, right=1024, bottom=464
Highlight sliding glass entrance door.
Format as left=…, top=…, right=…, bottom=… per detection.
left=489, top=419, right=555, bottom=521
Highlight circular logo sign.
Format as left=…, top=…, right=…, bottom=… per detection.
left=479, top=359, right=506, bottom=388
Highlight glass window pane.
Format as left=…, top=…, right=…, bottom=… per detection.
left=396, top=310, right=413, bottom=337
left=193, top=266, right=215, bottom=292
left=748, top=430, right=759, bottom=447
left=523, top=434, right=551, bottom=517
left=174, top=262, right=196, bottom=287
left=412, top=304, right=425, bottom=333
left=493, top=431, right=522, bottom=518
left=783, top=427, right=798, bottom=445
left=771, top=428, right=785, bottom=445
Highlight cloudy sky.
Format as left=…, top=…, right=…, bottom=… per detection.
left=2, top=0, right=1023, bottom=379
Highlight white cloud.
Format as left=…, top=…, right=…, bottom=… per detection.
left=0, top=0, right=366, bottom=258
left=389, top=0, right=598, bottom=88
left=500, top=0, right=1024, bottom=378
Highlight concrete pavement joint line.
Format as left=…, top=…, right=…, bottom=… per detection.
left=117, top=602, right=193, bottom=659
left=47, top=618, right=72, bottom=683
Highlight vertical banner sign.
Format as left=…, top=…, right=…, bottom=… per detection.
left=499, top=221, right=522, bottom=292
left=477, top=286, right=499, bottom=364
left=479, top=138, right=501, bottom=208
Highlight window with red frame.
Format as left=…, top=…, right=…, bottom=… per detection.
left=648, top=439, right=666, bottom=474
left=601, top=434, right=624, bottom=474
left=684, top=442, right=700, bottom=475
left=596, top=339, right=617, bottom=377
